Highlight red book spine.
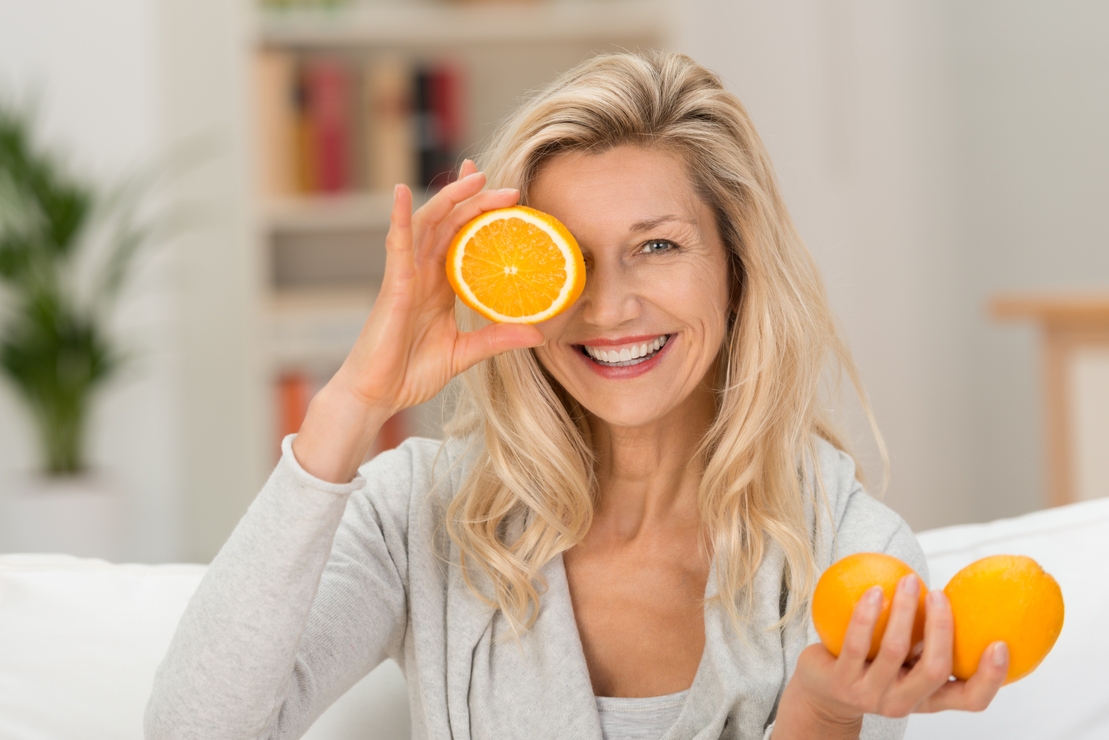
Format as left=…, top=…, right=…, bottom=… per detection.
left=306, top=60, right=350, bottom=193
left=276, top=371, right=314, bottom=454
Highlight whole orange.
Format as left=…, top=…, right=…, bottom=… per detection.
left=812, top=552, right=927, bottom=660
left=944, top=555, right=1064, bottom=684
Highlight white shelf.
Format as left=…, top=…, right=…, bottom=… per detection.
left=261, top=190, right=436, bottom=233
left=262, top=191, right=395, bottom=233
left=262, top=287, right=377, bottom=367
left=257, top=0, right=669, bottom=48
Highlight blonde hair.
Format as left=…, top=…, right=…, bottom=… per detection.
left=444, top=50, right=880, bottom=634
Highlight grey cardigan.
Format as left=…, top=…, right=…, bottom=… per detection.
left=145, top=434, right=926, bottom=740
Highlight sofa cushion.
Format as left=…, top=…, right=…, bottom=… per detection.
left=0, top=554, right=409, bottom=740
left=0, top=555, right=206, bottom=739
left=906, top=496, right=1109, bottom=739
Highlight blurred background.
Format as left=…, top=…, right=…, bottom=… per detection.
left=0, top=0, right=1105, bottom=564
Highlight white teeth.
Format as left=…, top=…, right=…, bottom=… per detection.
left=583, top=335, right=669, bottom=366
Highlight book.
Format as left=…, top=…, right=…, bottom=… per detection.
left=259, top=52, right=468, bottom=196
left=275, top=370, right=315, bottom=450
left=294, top=65, right=318, bottom=193
left=364, top=56, right=417, bottom=192
left=415, top=60, right=465, bottom=190
left=302, top=58, right=353, bottom=193
left=255, top=50, right=298, bottom=196
left=273, top=367, right=414, bottom=461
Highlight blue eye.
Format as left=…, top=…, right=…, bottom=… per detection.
left=640, top=239, right=676, bottom=254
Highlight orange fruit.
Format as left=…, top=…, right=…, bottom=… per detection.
left=812, top=552, right=927, bottom=660
left=445, top=205, right=585, bottom=324
left=944, top=555, right=1064, bottom=684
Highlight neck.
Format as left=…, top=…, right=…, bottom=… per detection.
left=587, top=384, right=716, bottom=541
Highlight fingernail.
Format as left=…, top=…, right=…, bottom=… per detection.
left=866, top=586, right=883, bottom=606
left=394, top=184, right=400, bottom=198
left=462, top=170, right=484, bottom=181
left=497, top=187, right=519, bottom=194
left=928, top=590, right=947, bottom=608
left=459, top=159, right=471, bottom=177
left=901, top=575, right=919, bottom=596
left=993, top=642, right=1009, bottom=666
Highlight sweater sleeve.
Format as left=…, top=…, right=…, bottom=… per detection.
left=145, top=435, right=420, bottom=740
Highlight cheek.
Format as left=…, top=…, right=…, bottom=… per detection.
left=533, top=309, right=574, bottom=345
left=672, top=262, right=731, bottom=339
left=531, top=312, right=578, bottom=379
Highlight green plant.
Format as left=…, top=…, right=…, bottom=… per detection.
left=0, top=103, right=154, bottom=475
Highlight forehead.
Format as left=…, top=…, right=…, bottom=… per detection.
left=526, top=145, right=709, bottom=242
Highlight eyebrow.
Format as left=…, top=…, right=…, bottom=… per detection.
left=629, top=215, right=697, bottom=233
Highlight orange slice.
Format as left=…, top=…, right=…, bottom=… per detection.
left=446, top=206, right=585, bottom=324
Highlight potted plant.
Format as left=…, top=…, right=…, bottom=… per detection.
left=0, top=102, right=160, bottom=557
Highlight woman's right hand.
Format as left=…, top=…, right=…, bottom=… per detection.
left=292, top=161, right=544, bottom=483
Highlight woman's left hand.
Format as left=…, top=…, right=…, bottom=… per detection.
left=771, top=575, right=1010, bottom=739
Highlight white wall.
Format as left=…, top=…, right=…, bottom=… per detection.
left=676, top=0, right=977, bottom=530
left=155, top=0, right=265, bottom=562
left=677, top=0, right=1109, bottom=530
left=0, top=0, right=263, bottom=562
left=954, top=0, right=1109, bottom=522
left=0, top=0, right=187, bottom=561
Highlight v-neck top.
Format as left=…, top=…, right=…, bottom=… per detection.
left=146, top=434, right=927, bottom=740
left=596, top=690, right=690, bottom=740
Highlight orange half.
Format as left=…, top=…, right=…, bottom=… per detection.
left=446, top=206, right=585, bottom=324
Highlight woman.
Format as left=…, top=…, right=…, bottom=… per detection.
left=146, top=51, right=1008, bottom=740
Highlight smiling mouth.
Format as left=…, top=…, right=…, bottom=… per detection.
left=579, top=335, right=671, bottom=367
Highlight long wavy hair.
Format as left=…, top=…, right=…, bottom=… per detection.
left=443, top=50, right=880, bottom=635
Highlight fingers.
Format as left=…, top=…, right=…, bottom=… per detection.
left=910, top=589, right=956, bottom=693
left=862, top=576, right=940, bottom=716
left=411, top=165, right=487, bottom=241
left=917, top=642, right=1008, bottom=713
left=452, top=323, right=545, bottom=375
left=431, top=187, right=521, bottom=262
left=382, top=184, right=416, bottom=291
left=865, top=576, right=922, bottom=692
left=961, top=642, right=1009, bottom=709
left=839, top=586, right=883, bottom=677
left=410, top=159, right=521, bottom=265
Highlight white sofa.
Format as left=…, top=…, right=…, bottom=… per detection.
left=3, top=496, right=1108, bottom=740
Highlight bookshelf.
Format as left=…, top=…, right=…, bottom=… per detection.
left=255, top=1, right=672, bottom=47
left=249, top=0, right=672, bottom=455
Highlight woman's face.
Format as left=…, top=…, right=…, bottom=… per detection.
left=530, top=145, right=732, bottom=431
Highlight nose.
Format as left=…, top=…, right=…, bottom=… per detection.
left=578, top=258, right=641, bottom=329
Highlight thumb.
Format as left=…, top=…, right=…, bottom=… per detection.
left=453, top=323, right=545, bottom=374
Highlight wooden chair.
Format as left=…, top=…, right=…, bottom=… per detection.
left=993, top=295, right=1109, bottom=505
